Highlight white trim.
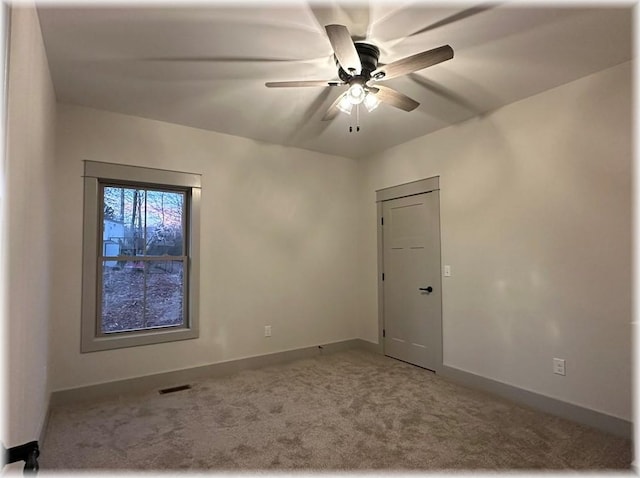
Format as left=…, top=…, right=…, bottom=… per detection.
left=81, top=161, right=201, bottom=352
left=440, top=365, right=632, bottom=439
left=376, top=176, right=439, bottom=203
left=47, top=340, right=630, bottom=440
left=84, top=160, right=201, bottom=188
left=51, top=339, right=366, bottom=406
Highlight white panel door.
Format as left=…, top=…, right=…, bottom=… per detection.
left=382, top=191, right=442, bottom=371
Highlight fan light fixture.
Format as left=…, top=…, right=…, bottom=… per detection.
left=337, top=90, right=380, bottom=116
left=347, top=83, right=365, bottom=104
left=363, top=93, right=381, bottom=112
left=337, top=94, right=353, bottom=114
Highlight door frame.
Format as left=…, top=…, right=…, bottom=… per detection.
left=376, top=176, right=443, bottom=372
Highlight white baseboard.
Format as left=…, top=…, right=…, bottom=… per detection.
left=49, top=338, right=365, bottom=407
left=439, top=364, right=631, bottom=439
left=48, top=339, right=631, bottom=440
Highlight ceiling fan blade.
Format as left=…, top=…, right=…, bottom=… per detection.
left=372, top=3, right=497, bottom=44
left=325, top=24, right=362, bottom=75
left=369, top=85, right=419, bottom=112
left=407, top=3, right=498, bottom=38
left=143, top=56, right=302, bottom=63
left=284, top=87, right=334, bottom=144
left=322, top=93, right=346, bottom=121
left=308, top=3, right=370, bottom=41
left=408, top=73, right=481, bottom=114
left=371, top=45, right=453, bottom=81
left=265, top=80, right=344, bottom=88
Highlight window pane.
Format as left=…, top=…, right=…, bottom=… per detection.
left=144, top=261, right=184, bottom=328
left=101, top=261, right=145, bottom=333
left=145, top=190, right=185, bottom=256
left=103, top=187, right=125, bottom=258
left=103, top=186, right=124, bottom=221
left=123, top=187, right=146, bottom=256
left=103, top=186, right=146, bottom=257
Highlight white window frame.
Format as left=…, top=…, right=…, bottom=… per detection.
left=81, top=160, right=201, bottom=352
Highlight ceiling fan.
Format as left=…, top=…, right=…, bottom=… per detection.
left=265, top=24, right=454, bottom=121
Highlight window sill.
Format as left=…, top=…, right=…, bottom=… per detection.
left=81, top=326, right=198, bottom=353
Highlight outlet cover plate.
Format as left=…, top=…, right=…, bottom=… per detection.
left=553, top=358, right=566, bottom=376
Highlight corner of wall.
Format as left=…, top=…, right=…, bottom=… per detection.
left=4, top=2, right=57, bottom=447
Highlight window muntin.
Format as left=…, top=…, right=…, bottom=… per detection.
left=81, top=161, right=200, bottom=352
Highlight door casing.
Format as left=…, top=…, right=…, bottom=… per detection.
left=376, top=176, right=443, bottom=372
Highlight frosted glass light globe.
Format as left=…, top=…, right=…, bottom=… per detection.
left=347, top=84, right=365, bottom=104
left=337, top=94, right=353, bottom=114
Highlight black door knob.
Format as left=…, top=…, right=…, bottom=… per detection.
left=419, top=286, right=433, bottom=293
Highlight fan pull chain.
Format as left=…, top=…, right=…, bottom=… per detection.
left=348, top=104, right=361, bottom=133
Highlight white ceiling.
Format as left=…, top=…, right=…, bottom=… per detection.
left=36, top=2, right=632, bottom=159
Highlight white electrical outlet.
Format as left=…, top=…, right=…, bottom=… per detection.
left=264, top=325, right=272, bottom=337
left=444, top=265, right=451, bottom=277
left=553, top=358, right=566, bottom=376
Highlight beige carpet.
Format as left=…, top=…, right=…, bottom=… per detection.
left=41, top=349, right=632, bottom=471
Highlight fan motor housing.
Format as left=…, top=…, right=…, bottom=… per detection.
left=336, top=42, right=380, bottom=81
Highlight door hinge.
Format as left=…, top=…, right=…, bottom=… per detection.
left=381, top=217, right=384, bottom=226
left=382, top=272, right=385, bottom=281
left=383, top=329, right=386, bottom=338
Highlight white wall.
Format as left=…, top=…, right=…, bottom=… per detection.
left=5, top=5, right=57, bottom=445
left=51, top=104, right=361, bottom=391
left=358, top=61, right=632, bottom=420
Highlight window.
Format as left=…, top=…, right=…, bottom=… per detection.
left=81, top=161, right=200, bottom=352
